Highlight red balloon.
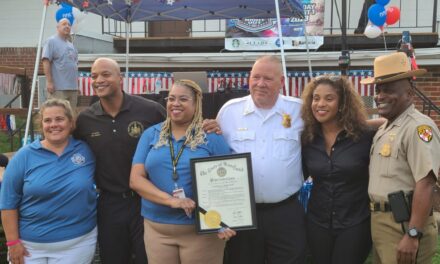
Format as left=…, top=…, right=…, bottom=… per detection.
left=386, top=6, right=400, bottom=25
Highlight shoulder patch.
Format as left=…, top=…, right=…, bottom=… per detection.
left=417, top=125, right=433, bottom=142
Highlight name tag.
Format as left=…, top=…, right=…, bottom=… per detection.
left=172, top=188, right=186, bottom=199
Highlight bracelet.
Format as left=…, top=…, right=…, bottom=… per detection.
left=6, top=239, right=21, bottom=247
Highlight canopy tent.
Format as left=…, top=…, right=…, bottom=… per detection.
left=24, top=0, right=304, bottom=144
left=63, top=0, right=304, bottom=22
left=62, top=0, right=306, bottom=92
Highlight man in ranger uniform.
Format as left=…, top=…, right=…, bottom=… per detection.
left=361, top=52, right=440, bottom=264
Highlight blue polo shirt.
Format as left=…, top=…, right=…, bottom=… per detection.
left=0, top=137, right=97, bottom=243
left=133, top=123, right=231, bottom=225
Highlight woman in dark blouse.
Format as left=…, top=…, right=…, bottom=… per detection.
left=301, top=75, right=374, bottom=264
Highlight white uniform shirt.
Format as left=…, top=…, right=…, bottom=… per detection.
left=217, top=95, right=304, bottom=203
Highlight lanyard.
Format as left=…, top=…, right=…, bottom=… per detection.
left=169, top=135, right=186, bottom=183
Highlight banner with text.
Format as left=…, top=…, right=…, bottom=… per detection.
left=225, top=0, right=324, bottom=50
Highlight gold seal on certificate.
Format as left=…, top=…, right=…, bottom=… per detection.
left=204, top=210, right=222, bottom=228
left=190, top=153, right=257, bottom=234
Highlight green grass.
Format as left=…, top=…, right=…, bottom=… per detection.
left=433, top=237, right=440, bottom=264
left=0, top=130, right=21, bottom=153
left=0, top=116, right=29, bottom=153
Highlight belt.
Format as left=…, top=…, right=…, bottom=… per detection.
left=100, top=190, right=138, bottom=199
left=370, top=201, right=391, bottom=212
left=370, top=201, right=433, bottom=215
left=256, top=192, right=298, bottom=210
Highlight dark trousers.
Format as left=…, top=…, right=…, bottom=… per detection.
left=306, top=218, right=372, bottom=264
left=224, top=197, right=307, bottom=264
left=97, top=192, right=147, bottom=264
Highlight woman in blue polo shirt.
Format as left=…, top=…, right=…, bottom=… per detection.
left=130, top=79, right=236, bottom=264
left=0, top=99, right=97, bottom=264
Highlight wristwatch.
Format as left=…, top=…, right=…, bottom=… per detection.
left=407, top=227, right=423, bottom=239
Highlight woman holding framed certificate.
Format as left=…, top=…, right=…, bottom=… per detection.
left=130, top=79, right=236, bottom=264
left=301, top=75, right=374, bottom=264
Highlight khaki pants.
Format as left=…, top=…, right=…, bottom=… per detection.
left=48, top=90, right=78, bottom=111
left=371, top=212, right=437, bottom=264
left=144, top=219, right=225, bottom=264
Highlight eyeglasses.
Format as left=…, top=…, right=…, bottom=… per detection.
left=165, top=96, right=193, bottom=104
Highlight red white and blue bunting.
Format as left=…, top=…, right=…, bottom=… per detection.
left=78, top=70, right=374, bottom=97
left=207, top=72, right=250, bottom=93
left=208, top=70, right=374, bottom=97
left=78, top=72, right=174, bottom=96
left=285, top=70, right=374, bottom=97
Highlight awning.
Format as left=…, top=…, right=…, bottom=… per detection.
left=62, top=0, right=304, bottom=22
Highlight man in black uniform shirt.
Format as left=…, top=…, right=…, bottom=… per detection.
left=74, top=58, right=166, bottom=263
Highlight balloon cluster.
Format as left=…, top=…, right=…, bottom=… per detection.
left=365, top=0, right=400, bottom=38
left=55, top=3, right=87, bottom=34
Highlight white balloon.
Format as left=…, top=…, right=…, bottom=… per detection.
left=71, top=20, right=85, bottom=34
left=364, top=24, right=382, bottom=39
left=72, top=7, right=86, bottom=23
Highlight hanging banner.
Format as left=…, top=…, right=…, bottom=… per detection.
left=225, top=0, right=324, bottom=50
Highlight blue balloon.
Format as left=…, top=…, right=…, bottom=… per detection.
left=55, top=7, right=74, bottom=25
left=376, top=0, right=390, bottom=5
left=60, top=2, right=73, bottom=10
left=368, top=4, right=387, bottom=26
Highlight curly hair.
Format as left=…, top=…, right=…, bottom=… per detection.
left=155, top=79, right=206, bottom=150
left=301, top=75, right=368, bottom=145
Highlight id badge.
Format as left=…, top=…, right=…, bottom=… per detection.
left=172, top=187, right=186, bottom=199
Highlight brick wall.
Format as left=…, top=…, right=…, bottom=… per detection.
left=0, top=48, right=42, bottom=108
left=414, top=67, right=440, bottom=128
left=0, top=47, right=43, bottom=75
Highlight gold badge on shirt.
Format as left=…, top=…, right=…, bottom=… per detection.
left=380, top=143, right=391, bottom=157
left=380, top=133, right=396, bottom=157
left=417, top=125, right=433, bottom=142
left=282, top=113, right=291, bottom=128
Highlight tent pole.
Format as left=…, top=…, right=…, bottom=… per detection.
left=125, top=22, right=130, bottom=91
left=274, top=0, right=289, bottom=96
left=303, top=23, right=313, bottom=75
left=24, top=3, right=48, bottom=146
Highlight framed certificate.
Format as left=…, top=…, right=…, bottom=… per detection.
left=190, top=153, right=257, bottom=233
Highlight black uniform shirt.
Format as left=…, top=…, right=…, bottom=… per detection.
left=74, top=93, right=166, bottom=193
left=302, top=129, right=375, bottom=229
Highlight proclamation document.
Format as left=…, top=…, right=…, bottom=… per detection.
left=191, top=153, right=257, bottom=233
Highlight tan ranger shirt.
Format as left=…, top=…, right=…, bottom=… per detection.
left=369, top=105, right=440, bottom=202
